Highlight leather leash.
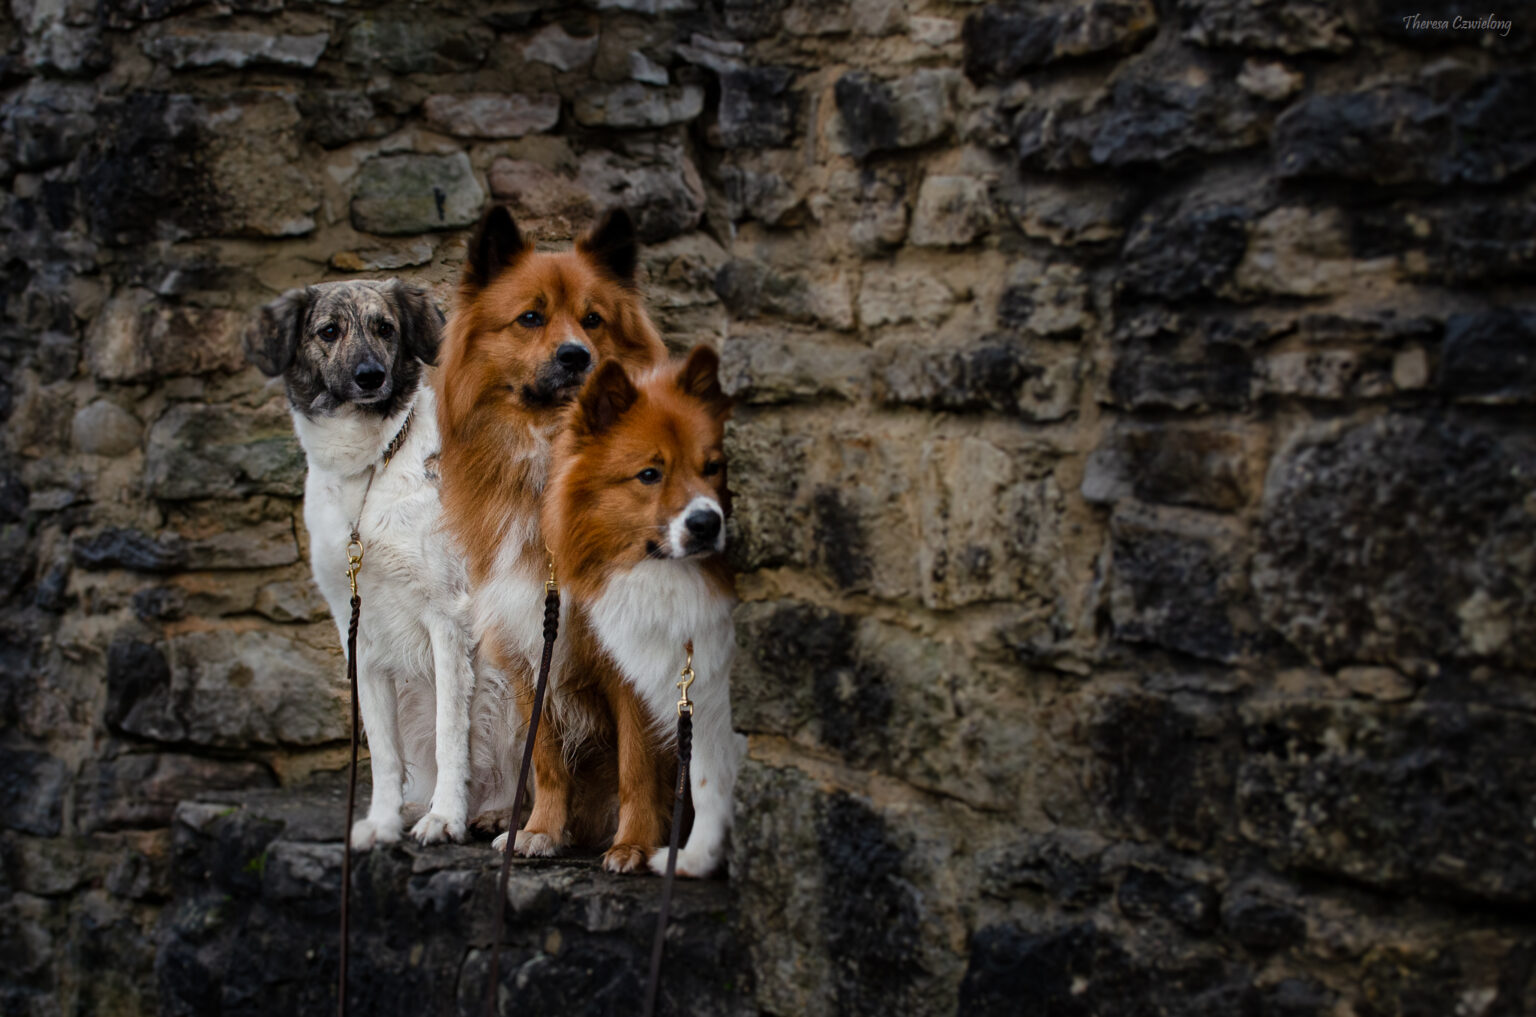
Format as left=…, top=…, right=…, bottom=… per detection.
left=336, top=408, right=412, bottom=1017
left=339, top=551, right=362, bottom=1017
left=642, top=642, right=696, bottom=1017
left=481, top=556, right=561, bottom=1017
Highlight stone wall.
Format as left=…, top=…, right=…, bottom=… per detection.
left=2, top=0, right=1534, bottom=1014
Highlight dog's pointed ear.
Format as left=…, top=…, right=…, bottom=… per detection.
left=244, top=287, right=311, bottom=376
left=577, top=359, right=640, bottom=436
left=576, top=209, right=638, bottom=283
left=676, top=344, right=729, bottom=416
left=464, top=206, right=526, bottom=289
left=390, top=280, right=445, bottom=366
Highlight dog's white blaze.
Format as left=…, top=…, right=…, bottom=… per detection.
left=587, top=558, right=742, bottom=877
left=667, top=495, right=725, bottom=558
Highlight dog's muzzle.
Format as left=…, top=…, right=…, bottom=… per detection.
left=524, top=343, right=594, bottom=405
left=669, top=497, right=726, bottom=558
left=348, top=359, right=391, bottom=402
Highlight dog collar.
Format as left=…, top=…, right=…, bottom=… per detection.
left=381, top=407, right=413, bottom=468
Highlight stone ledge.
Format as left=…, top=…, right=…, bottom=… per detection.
left=157, top=777, right=752, bottom=1017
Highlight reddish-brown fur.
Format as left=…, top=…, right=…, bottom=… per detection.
left=435, top=207, right=667, bottom=868
left=437, top=208, right=664, bottom=585
left=541, top=348, right=734, bottom=867
left=545, top=348, right=734, bottom=604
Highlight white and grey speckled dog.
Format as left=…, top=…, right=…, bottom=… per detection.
left=244, top=279, right=517, bottom=848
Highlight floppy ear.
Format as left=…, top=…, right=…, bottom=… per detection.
left=464, top=206, right=526, bottom=289
left=243, top=287, right=311, bottom=376
left=390, top=280, right=445, bottom=366
left=676, top=344, right=730, bottom=416
left=577, top=359, right=640, bottom=436
left=576, top=208, right=638, bottom=283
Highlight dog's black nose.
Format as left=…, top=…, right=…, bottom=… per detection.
left=685, top=510, right=721, bottom=544
left=555, top=343, right=592, bottom=373
left=355, top=361, right=387, bottom=391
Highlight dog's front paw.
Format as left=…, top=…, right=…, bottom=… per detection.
left=512, top=829, right=561, bottom=857
left=603, top=843, right=651, bottom=874
left=411, top=812, right=466, bottom=845
left=648, top=844, right=721, bottom=879
left=350, top=816, right=402, bottom=851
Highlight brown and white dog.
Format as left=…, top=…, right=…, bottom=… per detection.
left=245, top=279, right=483, bottom=849
left=435, top=207, right=669, bottom=870
left=543, top=347, right=742, bottom=877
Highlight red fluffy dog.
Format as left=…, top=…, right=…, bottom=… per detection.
left=435, top=206, right=667, bottom=870
left=543, top=347, right=742, bottom=877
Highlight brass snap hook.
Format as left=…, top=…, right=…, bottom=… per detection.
left=676, top=640, right=695, bottom=717
left=345, top=532, right=364, bottom=596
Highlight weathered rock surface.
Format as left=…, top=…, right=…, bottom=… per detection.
left=1084, top=422, right=1256, bottom=512
left=142, top=30, right=330, bottom=70
left=577, top=142, right=706, bottom=243
left=1275, top=73, right=1536, bottom=186
left=715, top=66, right=799, bottom=148
left=0, top=750, right=69, bottom=836
left=1178, top=0, right=1354, bottom=54
left=157, top=781, right=751, bottom=1017
left=1238, top=699, right=1536, bottom=905
left=834, top=69, right=956, bottom=159
left=144, top=401, right=305, bottom=501
left=963, top=0, right=1157, bottom=81
left=1107, top=506, right=1251, bottom=664
left=82, top=92, right=319, bottom=242
left=522, top=23, right=599, bottom=72
left=351, top=152, right=486, bottom=235
left=78, top=752, right=275, bottom=833
left=909, top=175, right=994, bottom=247
left=875, top=336, right=1079, bottom=421
left=720, top=330, right=868, bottom=404
left=106, top=624, right=341, bottom=748
left=714, top=258, right=854, bottom=331
left=572, top=83, right=705, bottom=129
left=422, top=93, right=559, bottom=138
left=487, top=158, right=596, bottom=237
left=341, top=17, right=492, bottom=74
left=1440, top=309, right=1536, bottom=403
left=87, top=294, right=245, bottom=382
left=298, top=90, right=395, bottom=148
left=1254, top=415, right=1536, bottom=672
left=1016, top=51, right=1270, bottom=169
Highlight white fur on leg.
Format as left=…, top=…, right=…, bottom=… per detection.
left=413, top=616, right=474, bottom=845
left=649, top=710, right=744, bottom=879
left=351, top=815, right=403, bottom=850
left=352, top=660, right=406, bottom=851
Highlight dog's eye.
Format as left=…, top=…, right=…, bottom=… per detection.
left=637, top=467, right=662, bottom=485
left=581, top=312, right=603, bottom=329
left=517, top=311, right=545, bottom=328
left=318, top=323, right=339, bottom=341
left=702, top=460, right=723, bottom=477
left=377, top=321, right=395, bottom=338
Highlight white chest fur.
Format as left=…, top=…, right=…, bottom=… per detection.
left=296, top=391, right=466, bottom=674
left=587, top=558, right=741, bottom=878
left=586, top=560, right=735, bottom=729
